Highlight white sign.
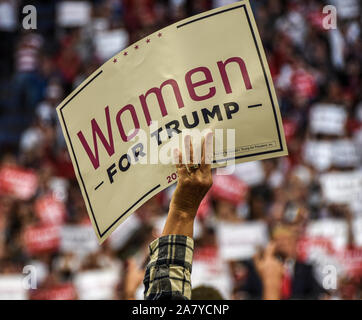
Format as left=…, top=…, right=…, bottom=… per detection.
left=309, top=104, right=347, bottom=136
left=306, top=218, right=348, bottom=251
left=60, top=224, right=99, bottom=256
left=216, top=221, right=268, bottom=260
left=331, top=139, right=360, bottom=168
left=56, top=1, right=91, bottom=27
left=303, top=140, right=333, bottom=172
left=192, top=248, right=232, bottom=299
left=74, top=268, right=120, bottom=300
left=234, top=161, right=265, bottom=186
left=108, top=214, right=141, bottom=250
left=56, top=1, right=288, bottom=243
left=95, top=29, right=129, bottom=62
left=353, top=217, right=362, bottom=247
left=330, top=0, right=360, bottom=19
left=0, top=275, right=27, bottom=300
left=320, top=171, right=362, bottom=205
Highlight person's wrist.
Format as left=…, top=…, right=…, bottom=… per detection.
left=162, top=205, right=196, bottom=238
left=170, top=206, right=197, bottom=222
left=262, top=276, right=281, bottom=299
left=262, top=275, right=281, bottom=291
left=169, top=194, right=201, bottom=221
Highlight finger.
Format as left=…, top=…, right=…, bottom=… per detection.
left=200, top=131, right=213, bottom=171
left=178, top=150, right=184, bottom=169
left=189, top=135, right=194, bottom=165
left=173, top=148, right=180, bottom=165
left=201, top=136, right=205, bottom=164
left=174, top=148, right=188, bottom=176
left=264, top=242, right=276, bottom=259
left=174, top=148, right=182, bottom=168
left=184, top=134, right=191, bottom=165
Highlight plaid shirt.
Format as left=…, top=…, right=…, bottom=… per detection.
left=143, top=235, right=194, bottom=300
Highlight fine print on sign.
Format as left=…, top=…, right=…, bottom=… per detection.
left=56, top=0, right=288, bottom=243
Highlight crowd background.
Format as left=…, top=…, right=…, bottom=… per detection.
left=0, top=0, right=362, bottom=300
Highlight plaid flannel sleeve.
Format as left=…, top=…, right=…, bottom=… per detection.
left=143, top=235, right=194, bottom=300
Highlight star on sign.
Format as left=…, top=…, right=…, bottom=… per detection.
left=134, top=45, right=139, bottom=50
left=146, top=39, right=151, bottom=43
left=113, top=58, right=117, bottom=63
left=158, top=33, right=162, bottom=37
left=123, top=51, right=128, bottom=56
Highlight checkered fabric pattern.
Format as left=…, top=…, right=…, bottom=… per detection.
left=143, top=235, right=194, bottom=300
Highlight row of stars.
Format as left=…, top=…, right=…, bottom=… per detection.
left=113, top=32, right=163, bottom=63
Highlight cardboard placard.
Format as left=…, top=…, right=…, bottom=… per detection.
left=74, top=269, right=120, bottom=300
left=30, top=283, right=77, bottom=300
left=34, top=194, right=66, bottom=226
left=211, top=174, right=248, bottom=205
left=108, top=213, right=142, bottom=250
left=297, top=236, right=362, bottom=281
left=319, top=171, right=362, bottom=205
left=0, top=165, right=38, bottom=200
left=95, top=29, right=129, bottom=61
left=309, top=103, right=347, bottom=136
left=353, top=217, right=362, bottom=247
left=60, top=224, right=99, bottom=255
left=56, top=1, right=91, bottom=27
left=305, top=218, right=348, bottom=251
left=24, top=225, right=60, bottom=255
left=192, top=246, right=233, bottom=299
left=331, top=139, right=360, bottom=168
left=303, top=140, right=332, bottom=172
left=216, top=221, right=268, bottom=260
left=57, top=1, right=288, bottom=242
left=0, top=275, right=27, bottom=300
left=304, top=139, right=360, bottom=171
left=234, top=160, right=265, bottom=186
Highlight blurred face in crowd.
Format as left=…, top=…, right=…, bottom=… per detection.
left=0, top=196, right=14, bottom=217
left=249, top=195, right=266, bottom=220
left=286, top=174, right=308, bottom=203
left=248, top=185, right=272, bottom=221
left=272, top=226, right=298, bottom=260
left=214, top=199, right=238, bottom=222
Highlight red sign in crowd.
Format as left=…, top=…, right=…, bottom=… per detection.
left=35, top=194, right=66, bottom=226
left=24, top=225, right=60, bottom=255
left=0, top=165, right=38, bottom=200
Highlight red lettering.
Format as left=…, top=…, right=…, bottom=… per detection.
left=185, top=66, right=216, bottom=101
left=77, top=106, right=115, bottom=170
left=116, top=104, right=140, bottom=142
left=217, top=57, right=252, bottom=93
left=139, top=79, right=184, bottom=126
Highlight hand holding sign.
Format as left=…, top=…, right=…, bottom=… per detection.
left=162, top=131, right=213, bottom=238
left=57, top=1, right=288, bottom=242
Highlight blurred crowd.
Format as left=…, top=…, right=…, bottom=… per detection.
left=0, top=0, right=362, bottom=300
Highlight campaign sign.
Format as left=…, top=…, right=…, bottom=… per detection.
left=0, top=165, right=38, bottom=200
left=320, top=171, right=362, bottom=205
left=56, top=1, right=288, bottom=242
left=216, top=221, right=269, bottom=260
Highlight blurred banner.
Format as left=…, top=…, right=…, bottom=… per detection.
left=56, top=0, right=288, bottom=243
